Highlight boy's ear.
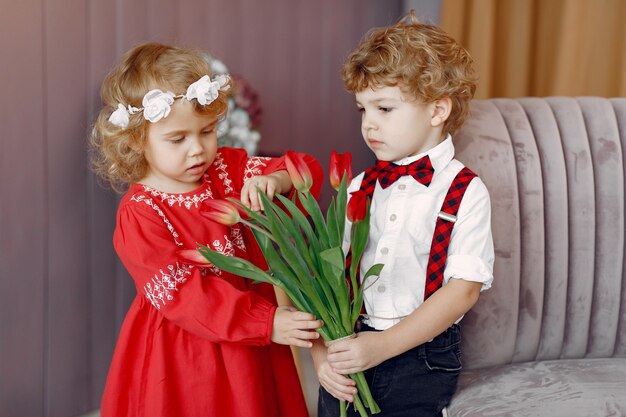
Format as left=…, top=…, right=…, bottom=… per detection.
left=431, top=98, right=452, bottom=127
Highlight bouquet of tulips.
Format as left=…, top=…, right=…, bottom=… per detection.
left=190, top=151, right=383, bottom=416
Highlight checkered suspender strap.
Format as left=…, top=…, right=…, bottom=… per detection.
left=424, top=167, right=477, bottom=300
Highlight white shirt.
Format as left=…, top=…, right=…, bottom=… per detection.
left=344, top=136, right=494, bottom=330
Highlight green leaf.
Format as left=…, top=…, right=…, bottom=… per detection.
left=349, top=200, right=371, bottom=281
left=362, top=263, right=384, bottom=283
left=250, top=221, right=339, bottom=334
left=352, top=263, right=384, bottom=324
left=319, top=247, right=344, bottom=275
left=317, top=247, right=345, bottom=307
left=197, top=245, right=274, bottom=285
left=275, top=194, right=322, bottom=255
left=250, top=229, right=323, bottom=317
left=226, top=197, right=271, bottom=230
left=326, top=198, right=340, bottom=248
left=319, top=247, right=355, bottom=332
left=257, top=192, right=313, bottom=282
left=264, top=194, right=319, bottom=276
left=252, top=227, right=301, bottom=287
left=298, top=192, right=330, bottom=248
left=335, top=174, right=348, bottom=244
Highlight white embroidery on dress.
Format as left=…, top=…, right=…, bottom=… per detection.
left=207, top=264, right=222, bottom=276
left=230, top=225, right=247, bottom=251
left=141, top=185, right=213, bottom=209
left=130, top=194, right=183, bottom=246
left=144, top=262, right=192, bottom=309
left=213, top=235, right=235, bottom=256
left=212, top=152, right=233, bottom=195
left=243, top=157, right=271, bottom=182
left=208, top=234, right=238, bottom=276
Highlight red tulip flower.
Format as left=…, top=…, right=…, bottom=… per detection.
left=329, top=151, right=353, bottom=190
left=285, top=150, right=313, bottom=192
left=346, top=190, right=367, bottom=222
left=177, top=249, right=214, bottom=267
left=200, top=199, right=242, bottom=225
left=195, top=150, right=382, bottom=417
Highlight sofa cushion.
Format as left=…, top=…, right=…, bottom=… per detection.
left=448, top=358, right=626, bottom=417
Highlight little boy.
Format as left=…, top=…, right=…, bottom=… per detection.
left=312, top=12, right=494, bottom=416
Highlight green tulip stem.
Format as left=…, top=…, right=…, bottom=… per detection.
left=352, top=392, right=369, bottom=417
left=238, top=219, right=277, bottom=243
left=352, top=372, right=380, bottom=414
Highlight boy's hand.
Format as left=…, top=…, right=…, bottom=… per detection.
left=271, top=306, right=322, bottom=348
left=326, top=331, right=388, bottom=374
left=241, top=171, right=292, bottom=211
left=314, top=345, right=358, bottom=402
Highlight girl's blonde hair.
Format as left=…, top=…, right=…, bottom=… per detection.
left=90, top=42, right=231, bottom=192
left=342, top=12, right=477, bottom=137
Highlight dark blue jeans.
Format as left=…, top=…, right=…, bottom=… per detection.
left=318, top=323, right=462, bottom=417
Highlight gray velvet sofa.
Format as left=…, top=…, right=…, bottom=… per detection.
left=447, top=98, right=626, bottom=417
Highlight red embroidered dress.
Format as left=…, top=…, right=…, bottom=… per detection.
left=101, top=147, right=322, bottom=417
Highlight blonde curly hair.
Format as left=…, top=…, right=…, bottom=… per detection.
left=90, top=42, right=231, bottom=192
left=342, top=12, right=477, bottom=137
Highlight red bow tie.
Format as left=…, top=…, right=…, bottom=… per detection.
left=376, top=155, right=434, bottom=189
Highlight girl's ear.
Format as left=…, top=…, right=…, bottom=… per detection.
left=431, top=98, right=452, bottom=127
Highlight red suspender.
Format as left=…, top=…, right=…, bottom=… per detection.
left=346, top=165, right=477, bottom=303
left=424, top=167, right=477, bottom=300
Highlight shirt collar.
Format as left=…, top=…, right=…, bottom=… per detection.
left=392, top=134, right=455, bottom=174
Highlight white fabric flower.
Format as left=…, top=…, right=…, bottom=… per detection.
left=216, top=119, right=230, bottom=138
left=229, top=126, right=248, bottom=141
left=209, top=58, right=229, bottom=75
left=185, top=75, right=220, bottom=105
left=229, top=108, right=250, bottom=127
left=243, top=130, right=261, bottom=155
left=214, top=74, right=231, bottom=91
left=109, top=104, right=130, bottom=128
left=227, top=97, right=236, bottom=113
left=142, top=89, right=175, bottom=123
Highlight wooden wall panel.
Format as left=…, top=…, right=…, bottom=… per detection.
left=44, top=0, right=91, bottom=415
left=177, top=0, right=210, bottom=46
left=0, top=1, right=46, bottom=416
left=118, top=0, right=148, bottom=50
left=87, top=0, right=120, bottom=406
left=146, top=0, right=178, bottom=42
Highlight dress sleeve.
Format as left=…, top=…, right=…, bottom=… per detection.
left=113, top=201, right=276, bottom=346
left=219, top=147, right=324, bottom=200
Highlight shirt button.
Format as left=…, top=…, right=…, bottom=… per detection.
left=377, top=285, right=386, bottom=293
left=389, top=214, right=397, bottom=221
left=398, top=184, right=406, bottom=190
left=380, top=247, right=389, bottom=255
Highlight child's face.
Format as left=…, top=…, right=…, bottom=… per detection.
left=355, top=85, right=443, bottom=162
left=141, top=99, right=218, bottom=193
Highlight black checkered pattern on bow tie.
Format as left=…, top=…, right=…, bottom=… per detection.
left=376, top=155, right=434, bottom=189
left=358, top=165, right=379, bottom=198
left=424, top=167, right=477, bottom=300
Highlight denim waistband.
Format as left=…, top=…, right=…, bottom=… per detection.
left=358, top=320, right=461, bottom=357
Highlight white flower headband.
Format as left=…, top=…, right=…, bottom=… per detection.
left=108, top=74, right=230, bottom=129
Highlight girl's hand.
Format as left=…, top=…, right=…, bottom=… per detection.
left=326, top=331, right=388, bottom=374
left=271, top=306, right=322, bottom=348
left=313, top=344, right=358, bottom=402
left=241, top=171, right=292, bottom=211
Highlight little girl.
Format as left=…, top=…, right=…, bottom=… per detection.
left=91, top=42, right=323, bottom=417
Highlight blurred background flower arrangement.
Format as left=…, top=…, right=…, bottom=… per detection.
left=207, top=55, right=263, bottom=156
